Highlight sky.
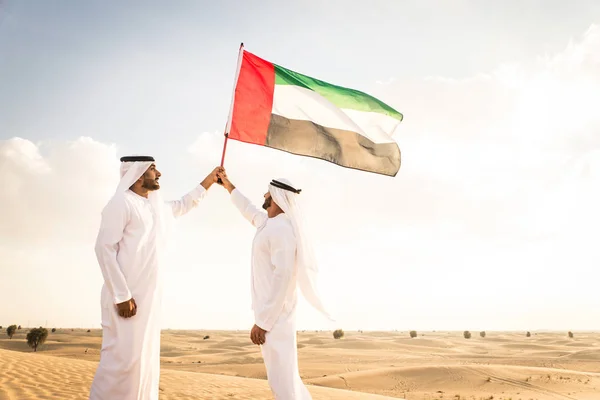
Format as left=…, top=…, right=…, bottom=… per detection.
left=1, top=0, right=599, bottom=332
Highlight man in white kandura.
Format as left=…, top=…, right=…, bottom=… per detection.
left=217, top=169, right=331, bottom=399
left=90, top=155, right=222, bottom=400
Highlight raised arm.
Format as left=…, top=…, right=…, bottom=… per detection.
left=217, top=170, right=267, bottom=228
left=94, top=196, right=132, bottom=305
left=168, top=185, right=207, bottom=217
left=168, top=167, right=220, bottom=217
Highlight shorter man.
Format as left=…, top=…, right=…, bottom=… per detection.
left=217, top=169, right=330, bottom=399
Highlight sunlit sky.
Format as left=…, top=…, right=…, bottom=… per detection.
left=1, top=1, right=599, bottom=331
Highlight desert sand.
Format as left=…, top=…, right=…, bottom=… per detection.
left=1, top=329, right=600, bottom=400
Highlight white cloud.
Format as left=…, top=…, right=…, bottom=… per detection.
left=0, top=137, right=119, bottom=246
left=375, top=24, right=600, bottom=241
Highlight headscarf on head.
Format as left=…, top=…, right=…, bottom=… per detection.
left=268, top=178, right=333, bottom=321
left=112, top=156, right=173, bottom=251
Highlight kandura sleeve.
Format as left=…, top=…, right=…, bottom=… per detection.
left=94, top=196, right=132, bottom=304
left=168, top=184, right=207, bottom=217
left=231, top=188, right=268, bottom=228
left=255, top=224, right=297, bottom=331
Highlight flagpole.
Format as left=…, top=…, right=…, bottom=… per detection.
left=219, top=126, right=228, bottom=167
left=218, top=42, right=244, bottom=181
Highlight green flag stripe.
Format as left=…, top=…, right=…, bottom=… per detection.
left=274, top=64, right=403, bottom=121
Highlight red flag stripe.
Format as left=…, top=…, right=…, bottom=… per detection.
left=228, top=51, right=275, bottom=145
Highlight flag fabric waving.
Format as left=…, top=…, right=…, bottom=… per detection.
left=226, top=49, right=403, bottom=176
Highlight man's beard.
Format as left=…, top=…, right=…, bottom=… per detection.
left=142, top=177, right=160, bottom=191
left=262, top=197, right=271, bottom=210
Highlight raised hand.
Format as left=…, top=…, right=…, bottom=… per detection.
left=201, top=167, right=225, bottom=190
left=216, top=169, right=235, bottom=193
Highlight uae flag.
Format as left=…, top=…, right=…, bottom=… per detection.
left=226, top=49, right=403, bottom=177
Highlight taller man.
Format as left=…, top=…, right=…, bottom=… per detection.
left=90, top=156, right=222, bottom=400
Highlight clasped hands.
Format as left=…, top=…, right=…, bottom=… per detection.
left=200, top=166, right=235, bottom=191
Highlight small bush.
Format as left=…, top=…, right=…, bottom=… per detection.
left=480, top=331, right=486, bottom=338
left=409, top=330, right=417, bottom=338
left=526, top=331, right=531, bottom=337
left=203, top=335, right=210, bottom=340
left=87, top=329, right=91, bottom=333
left=568, top=331, right=574, bottom=338
left=7, top=325, right=17, bottom=339
left=333, top=329, right=344, bottom=339
left=26, top=328, right=49, bottom=352
left=18, top=325, right=22, bottom=330
left=0, top=326, right=2, bottom=329
left=463, top=330, right=472, bottom=339
left=51, top=328, right=57, bottom=333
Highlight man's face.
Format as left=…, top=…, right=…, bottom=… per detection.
left=262, top=192, right=272, bottom=210
left=141, top=164, right=161, bottom=191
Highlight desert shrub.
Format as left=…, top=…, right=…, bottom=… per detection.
left=0, top=326, right=2, bottom=329
left=203, top=335, right=210, bottom=340
left=409, top=330, right=417, bottom=338
left=463, top=330, right=472, bottom=339
left=333, top=329, right=344, bottom=339
left=26, top=328, right=49, bottom=352
left=52, top=328, right=56, bottom=333
left=18, top=325, right=22, bottom=330
left=87, top=329, right=91, bottom=333
left=7, top=325, right=17, bottom=339
left=568, top=331, right=574, bottom=338
left=480, top=331, right=486, bottom=338
left=526, top=331, right=531, bottom=337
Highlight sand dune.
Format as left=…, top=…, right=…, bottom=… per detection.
left=2, top=329, right=600, bottom=399
left=0, top=349, right=396, bottom=400
left=309, top=365, right=600, bottom=399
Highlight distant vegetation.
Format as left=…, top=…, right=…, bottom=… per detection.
left=410, top=330, right=417, bottom=338
left=203, top=335, right=210, bottom=340
left=568, top=331, right=574, bottom=338
left=26, top=328, right=49, bottom=352
left=463, top=331, right=472, bottom=339
left=480, top=331, right=486, bottom=338
left=333, top=329, right=344, bottom=339
left=52, top=328, right=57, bottom=333
left=18, top=325, right=22, bottom=330
left=7, top=325, right=17, bottom=339
left=526, top=331, right=531, bottom=337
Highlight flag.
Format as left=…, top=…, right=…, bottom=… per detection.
left=226, top=49, right=403, bottom=177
